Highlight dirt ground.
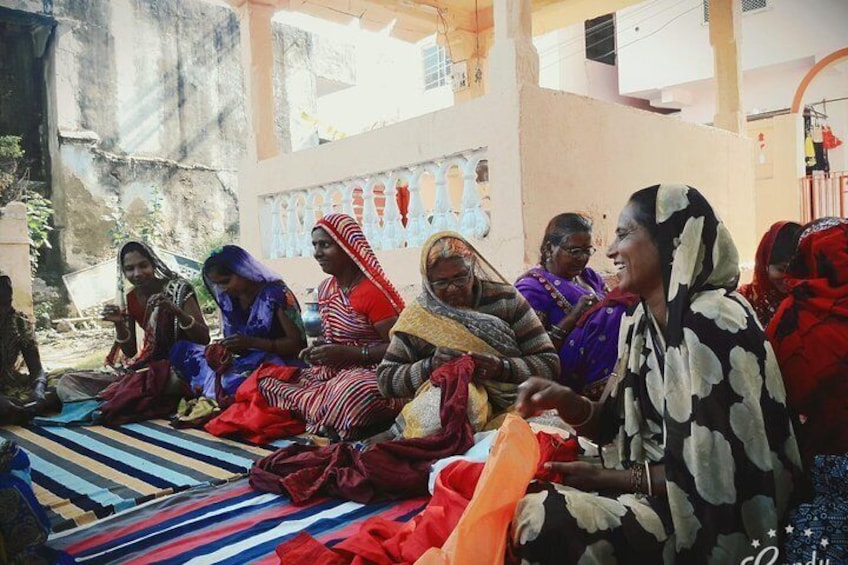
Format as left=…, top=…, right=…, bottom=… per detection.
left=37, top=327, right=115, bottom=372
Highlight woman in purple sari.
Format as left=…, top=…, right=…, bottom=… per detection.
left=516, top=213, right=635, bottom=398
left=170, top=246, right=306, bottom=399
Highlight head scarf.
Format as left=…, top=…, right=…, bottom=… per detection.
left=115, top=240, right=181, bottom=311
left=202, top=245, right=304, bottom=339
left=738, top=221, right=800, bottom=325
left=313, top=214, right=404, bottom=314
left=610, top=184, right=800, bottom=561
left=766, top=217, right=848, bottom=459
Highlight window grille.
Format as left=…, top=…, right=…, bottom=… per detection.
left=704, top=0, right=767, bottom=22
left=422, top=45, right=451, bottom=91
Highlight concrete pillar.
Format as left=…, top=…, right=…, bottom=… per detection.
left=487, top=0, right=539, bottom=94
left=709, top=0, right=744, bottom=134
left=238, top=1, right=281, bottom=161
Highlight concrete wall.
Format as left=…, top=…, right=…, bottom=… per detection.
left=746, top=113, right=804, bottom=236
left=616, top=0, right=848, bottom=96
left=0, top=201, right=33, bottom=315
left=520, top=85, right=758, bottom=273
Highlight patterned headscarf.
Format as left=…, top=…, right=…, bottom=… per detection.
left=313, top=214, right=404, bottom=314
left=610, top=185, right=800, bottom=561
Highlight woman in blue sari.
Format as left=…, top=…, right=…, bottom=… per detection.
left=170, top=246, right=306, bottom=399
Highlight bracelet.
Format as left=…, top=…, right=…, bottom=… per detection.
left=179, top=316, right=196, bottom=330
left=500, top=358, right=510, bottom=379
left=548, top=325, right=570, bottom=342
left=566, top=395, right=594, bottom=427
left=361, top=345, right=370, bottom=363
left=644, top=462, right=653, bottom=497
left=115, top=332, right=131, bottom=344
left=631, top=462, right=646, bottom=495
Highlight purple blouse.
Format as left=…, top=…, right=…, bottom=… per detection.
left=516, top=267, right=626, bottom=391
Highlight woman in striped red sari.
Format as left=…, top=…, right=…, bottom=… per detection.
left=259, top=214, right=405, bottom=441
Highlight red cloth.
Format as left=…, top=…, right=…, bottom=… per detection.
left=276, top=460, right=485, bottom=565
left=534, top=431, right=580, bottom=482
left=205, top=362, right=305, bottom=444
left=766, top=219, right=848, bottom=460
left=250, top=355, right=476, bottom=505
left=576, top=287, right=639, bottom=328
left=738, top=221, right=795, bottom=325
left=98, top=360, right=187, bottom=426
left=204, top=343, right=235, bottom=408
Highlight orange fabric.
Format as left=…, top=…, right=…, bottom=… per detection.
left=415, top=414, right=540, bottom=565
left=205, top=362, right=305, bottom=444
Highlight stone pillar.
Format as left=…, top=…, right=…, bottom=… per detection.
left=238, top=0, right=281, bottom=161
left=709, top=0, right=744, bottom=134
left=488, top=0, right=538, bottom=93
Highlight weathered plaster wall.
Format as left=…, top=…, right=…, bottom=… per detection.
left=0, top=202, right=33, bottom=315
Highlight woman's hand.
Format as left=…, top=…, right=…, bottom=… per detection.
left=431, top=347, right=463, bottom=371
left=545, top=461, right=614, bottom=491
left=220, top=334, right=259, bottom=354
left=300, top=344, right=351, bottom=366
left=101, top=304, right=125, bottom=324
left=148, top=293, right=181, bottom=316
left=573, top=294, right=597, bottom=316
left=516, top=377, right=573, bottom=417
left=470, top=352, right=503, bottom=381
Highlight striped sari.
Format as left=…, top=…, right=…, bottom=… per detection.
left=260, top=214, right=405, bottom=441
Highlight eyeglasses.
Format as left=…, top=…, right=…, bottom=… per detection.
left=430, top=272, right=474, bottom=290
left=560, top=246, right=596, bottom=257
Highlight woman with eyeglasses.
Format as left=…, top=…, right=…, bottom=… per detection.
left=375, top=231, right=558, bottom=440
left=516, top=213, right=636, bottom=398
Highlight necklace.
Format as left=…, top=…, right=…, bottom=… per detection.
left=339, top=272, right=363, bottom=295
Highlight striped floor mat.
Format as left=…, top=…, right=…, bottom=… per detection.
left=0, top=419, right=293, bottom=532
left=49, top=479, right=428, bottom=565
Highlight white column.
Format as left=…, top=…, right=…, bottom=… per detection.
left=381, top=173, right=406, bottom=250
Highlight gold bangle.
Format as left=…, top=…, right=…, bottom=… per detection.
left=179, top=317, right=196, bottom=330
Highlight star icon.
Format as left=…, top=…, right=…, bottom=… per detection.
left=751, top=539, right=761, bottom=548
left=767, top=529, right=777, bottom=538
left=785, top=525, right=795, bottom=534
left=821, top=538, right=829, bottom=548
left=803, top=529, right=813, bottom=538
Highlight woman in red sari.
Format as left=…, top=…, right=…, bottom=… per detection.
left=260, top=214, right=405, bottom=441
left=738, top=220, right=801, bottom=326
left=766, top=216, right=848, bottom=564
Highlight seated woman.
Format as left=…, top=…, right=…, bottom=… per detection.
left=170, top=245, right=306, bottom=400
left=0, top=439, right=51, bottom=562
left=57, top=240, right=210, bottom=401
left=738, top=220, right=802, bottom=326
left=516, top=214, right=635, bottom=398
left=510, top=185, right=801, bottom=563
left=377, top=232, right=559, bottom=439
left=259, top=213, right=405, bottom=441
left=0, top=275, right=54, bottom=425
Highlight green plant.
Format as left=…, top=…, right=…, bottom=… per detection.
left=0, top=135, right=24, bottom=205
left=138, top=186, right=164, bottom=246
left=25, top=190, right=54, bottom=275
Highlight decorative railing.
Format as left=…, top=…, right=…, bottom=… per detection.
left=800, top=171, right=847, bottom=222
left=259, top=148, right=490, bottom=258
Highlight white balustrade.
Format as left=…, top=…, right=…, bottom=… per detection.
left=259, top=148, right=490, bottom=258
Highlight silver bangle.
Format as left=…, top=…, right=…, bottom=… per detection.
left=645, top=462, right=653, bottom=497
left=567, top=395, right=595, bottom=428
left=179, top=316, right=196, bottom=330
left=114, top=332, right=131, bottom=344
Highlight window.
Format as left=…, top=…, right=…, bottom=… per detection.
left=703, top=0, right=767, bottom=22
left=585, top=14, right=616, bottom=66
left=422, top=44, right=451, bottom=91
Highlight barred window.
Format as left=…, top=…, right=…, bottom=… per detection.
left=422, top=44, right=451, bottom=91
left=703, top=0, right=767, bottom=22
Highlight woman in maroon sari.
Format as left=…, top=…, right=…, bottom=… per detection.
left=738, top=221, right=801, bottom=326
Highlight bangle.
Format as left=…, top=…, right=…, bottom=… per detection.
left=115, top=332, right=131, bottom=344
left=549, top=325, right=569, bottom=342
left=631, top=462, right=646, bottom=495
left=567, top=395, right=594, bottom=428
left=361, top=345, right=370, bottom=363
left=644, top=462, right=653, bottom=497
left=500, top=358, right=510, bottom=379
left=179, top=316, right=196, bottom=330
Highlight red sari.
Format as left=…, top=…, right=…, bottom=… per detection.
left=738, top=221, right=794, bottom=326
left=766, top=218, right=848, bottom=460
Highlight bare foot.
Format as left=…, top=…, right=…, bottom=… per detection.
left=360, top=430, right=396, bottom=449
